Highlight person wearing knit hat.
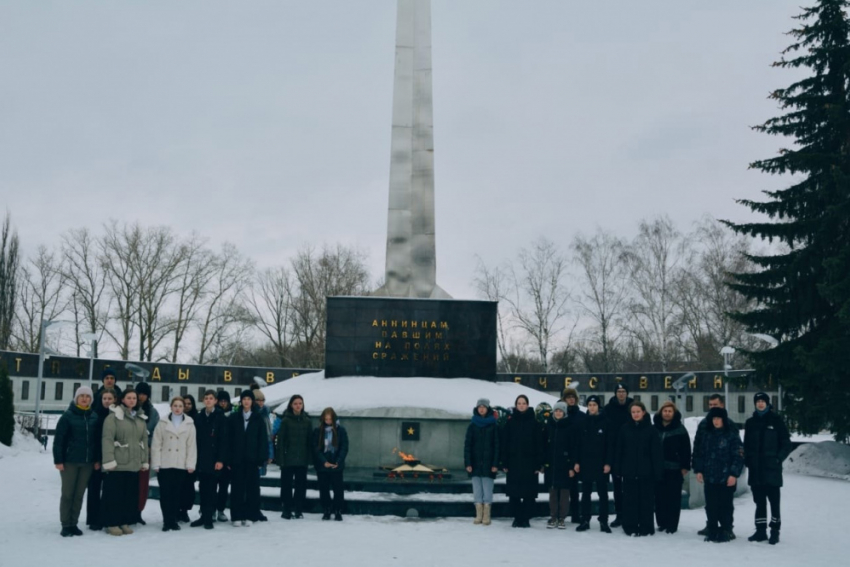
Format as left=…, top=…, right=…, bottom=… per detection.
left=464, top=397, right=498, bottom=525
left=561, top=388, right=578, bottom=402
left=252, top=389, right=272, bottom=491
left=693, top=393, right=737, bottom=539
left=53, top=384, right=99, bottom=537
left=214, top=389, right=233, bottom=521
left=575, top=394, right=612, bottom=533
left=131, top=381, right=159, bottom=526
left=605, top=382, right=633, bottom=528
left=744, top=391, right=791, bottom=545
left=94, top=369, right=122, bottom=422
left=226, top=386, right=268, bottom=526
left=692, top=404, right=743, bottom=542
left=544, top=400, right=576, bottom=529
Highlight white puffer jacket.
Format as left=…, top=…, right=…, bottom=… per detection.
left=151, top=414, right=197, bottom=471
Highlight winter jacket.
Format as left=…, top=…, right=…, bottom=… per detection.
left=653, top=411, right=692, bottom=471
left=257, top=405, right=273, bottom=460
left=151, top=414, right=197, bottom=471
left=194, top=407, right=228, bottom=474
left=313, top=423, right=350, bottom=471
left=576, top=412, right=614, bottom=480
left=692, top=418, right=744, bottom=484
left=692, top=413, right=738, bottom=470
left=604, top=396, right=634, bottom=473
left=139, top=400, right=160, bottom=440
left=53, top=402, right=99, bottom=465
left=543, top=415, right=578, bottom=489
left=500, top=407, right=544, bottom=499
left=273, top=410, right=313, bottom=468
left=101, top=405, right=149, bottom=473
left=226, top=410, right=269, bottom=467
left=463, top=411, right=500, bottom=478
left=744, top=410, right=792, bottom=487
left=613, top=414, right=663, bottom=482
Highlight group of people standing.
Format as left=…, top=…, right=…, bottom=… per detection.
left=463, top=384, right=791, bottom=545
left=52, top=370, right=348, bottom=536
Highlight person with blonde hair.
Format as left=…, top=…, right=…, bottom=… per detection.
left=151, top=396, right=197, bottom=532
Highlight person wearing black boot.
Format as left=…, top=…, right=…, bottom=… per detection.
left=653, top=401, right=691, bottom=534
left=613, top=401, right=663, bottom=537
left=561, top=387, right=585, bottom=523
left=151, top=397, right=196, bottom=532
left=177, top=394, right=199, bottom=524
left=745, top=392, right=791, bottom=545
left=314, top=407, right=349, bottom=521
left=86, top=389, right=116, bottom=532
left=575, top=395, right=613, bottom=533
left=604, top=383, right=633, bottom=528
left=215, top=390, right=233, bottom=522
left=543, top=402, right=577, bottom=530
left=191, top=390, right=228, bottom=530
left=501, top=395, right=544, bottom=528
left=273, top=394, right=312, bottom=519
left=693, top=407, right=743, bottom=543
left=226, top=390, right=268, bottom=527
left=134, top=382, right=159, bottom=526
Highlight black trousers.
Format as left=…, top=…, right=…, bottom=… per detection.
left=216, top=467, right=230, bottom=513
left=655, top=470, right=684, bottom=531
left=197, top=472, right=219, bottom=520
left=158, top=468, right=187, bottom=526
left=180, top=471, right=197, bottom=513
left=752, top=485, right=781, bottom=529
left=612, top=474, right=624, bottom=516
left=509, top=496, right=535, bottom=521
left=705, top=483, right=735, bottom=534
left=317, top=469, right=345, bottom=512
left=569, top=483, right=580, bottom=520
left=86, top=468, right=103, bottom=527
left=622, top=477, right=655, bottom=535
left=280, top=466, right=308, bottom=513
left=229, top=464, right=261, bottom=522
left=101, top=471, right=139, bottom=528
left=580, top=474, right=609, bottom=521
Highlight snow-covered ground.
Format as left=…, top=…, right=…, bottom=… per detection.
left=2, top=431, right=847, bottom=566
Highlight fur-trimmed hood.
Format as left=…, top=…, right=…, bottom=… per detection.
left=109, top=404, right=147, bottom=421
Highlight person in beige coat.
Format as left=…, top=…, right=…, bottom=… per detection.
left=100, top=387, right=149, bottom=536
left=152, top=397, right=197, bottom=532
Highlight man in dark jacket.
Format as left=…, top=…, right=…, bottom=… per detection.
left=226, top=390, right=268, bottom=527
left=745, top=392, right=792, bottom=545
left=561, top=387, right=585, bottom=523
left=93, top=368, right=122, bottom=414
left=693, top=394, right=739, bottom=538
left=190, top=390, right=229, bottom=529
left=215, top=389, right=233, bottom=521
left=604, top=383, right=633, bottom=527
left=576, top=395, right=613, bottom=533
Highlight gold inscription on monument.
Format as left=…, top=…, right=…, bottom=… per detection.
left=371, top=319, right=450, bottom=362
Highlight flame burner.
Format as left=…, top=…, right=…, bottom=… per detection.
left=374, top=448, right=453, bottom=481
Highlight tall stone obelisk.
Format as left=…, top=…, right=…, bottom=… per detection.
left=374, top=0, right=451, bottom=299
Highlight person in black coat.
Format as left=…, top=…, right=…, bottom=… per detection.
left=225, top=390, right=268, bottom=526
left=744, top=392, right=792, bottom=545
left=93, top=368, right=122, bottom=416
left=543, top=401, right=578, bottom=529
left=190, top=390, right=229, bottom=529
left=215, top=390, right=233, bottom=521
left=313, top=407, right=349, bottom=521
left=178, top=394, right=199, bottom=523
left=604, top=383, right=633, bottom=527
left=613, top=401, right=663, bottom=537
left=464, top=398, right=499, bottom=525
left=54, top=386, right=100, bottom=537
left=501, top=395, right=544, bottom=528
left=86, top=388, right=117, bottom=532
left=693, top=407, right=743, bottom=543
left=575, top=395, right=613, bottom=533
left=561, top=387, right=586, bottom=522
left=653, top=401, right=691, bottom=534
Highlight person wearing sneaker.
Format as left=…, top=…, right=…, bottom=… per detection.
left=653, top=401, right=691, bottom=534
left=745, top=392, right=792, bottom=545
left=543, top=401, right=577, bottom=530
left=575, top=395, right=613, bottom=533
left=191, top=390, right=229, bottom=529
left=604, top=383, right=633, bottom=528
left=215, top=390, right=234, bottom=522
left=54, top=386, right=99, bottom=537
left=101, top=387, right=149, bottom=536
left=464, top=398, right=499, bottom=526
left=226, top=390, right=268, bottom=527
left=693, top=407, right=744, bottom=543
left=152, top=397, right=197, bottom=532
left=314, top=407, right=349, bottom=521
left=613, top=401, right=663, bottom=537
left=273, top=394, right=312, bottom=519
left=501, top=395, right=544, bottom=528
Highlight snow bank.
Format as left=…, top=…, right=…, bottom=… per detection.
left=0, top=426, right=44, bottom=458
left=784, top=441, right=850, bottom=481
left=258, top=371, right=558, bottom=418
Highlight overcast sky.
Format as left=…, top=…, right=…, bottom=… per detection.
left=1, top=0, right=806, bottom=299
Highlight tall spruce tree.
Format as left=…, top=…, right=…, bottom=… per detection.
left=0, top=364, right=14, bottom=447
left=725, top=0, right=850, bottom=441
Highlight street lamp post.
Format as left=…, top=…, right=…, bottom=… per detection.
left=81, top=332, right=98, bottom=389
left=721, top=346, right=735, bottom=411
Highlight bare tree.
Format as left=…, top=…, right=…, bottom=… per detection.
left=99, top=221, right=139, bottom=360
left=571, top=228, right=630, bottom=372
left=473, top=256, right=525, bottom=373
left=61, top=228, right=109, bottom=356
left=503, top=238, right=572, bottom=372
left=0, top=213, right=19, bottom=350
left=167, top=234, right=214, bottom=362
left=13, top=246, right=67, bottom=352
left=196, top=243, right=253, bottom=364
left=624, top=215, right=686, bottom=371
left=248, top=266, right=295, bottom=367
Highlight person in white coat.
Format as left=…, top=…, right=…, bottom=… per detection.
left=152, top=397, right=197, bottom=532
